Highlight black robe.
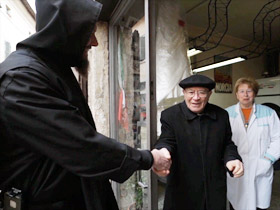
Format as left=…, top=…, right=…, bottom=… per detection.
left=155, top=102, right=242, bottom=210
left=0, top=1, right=153, bottom=209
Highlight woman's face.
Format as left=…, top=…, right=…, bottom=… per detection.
left=236, top=83, right=255, bottom=108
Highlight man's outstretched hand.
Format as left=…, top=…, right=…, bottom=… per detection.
left=151, top=148, right=172, bottom=177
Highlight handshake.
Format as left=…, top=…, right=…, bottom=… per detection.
left=151, top=148, right=172, bottom=177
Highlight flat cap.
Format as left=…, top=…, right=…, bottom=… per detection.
left=179, top=74, right=216, bottom=90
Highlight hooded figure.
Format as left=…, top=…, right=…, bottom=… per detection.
left=0, top=0, right=157, bottom=209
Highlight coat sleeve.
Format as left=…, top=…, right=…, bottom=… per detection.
left=0, top=68, right=153, bottom=183
left=264, top=110, right=280, bottom=163
left=223, top=112, right=242, bottom=164
left=154, top=110, right=177, bottom=155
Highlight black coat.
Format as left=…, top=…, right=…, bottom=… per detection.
left=0, top=1, right=153, bottom=209
left=155, top=102, right=242, bottom=210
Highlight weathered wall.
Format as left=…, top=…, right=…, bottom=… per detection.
left=87, top=21, right=110, bottom=136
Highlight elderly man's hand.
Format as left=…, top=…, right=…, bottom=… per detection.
left=151, top=148, right=172, bottom=177
left=226, top=159, right=244, bottom=178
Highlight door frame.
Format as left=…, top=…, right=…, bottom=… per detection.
left=108, top=0, right=158, bottom=209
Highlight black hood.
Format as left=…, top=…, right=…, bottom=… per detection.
left=17, top=0, right=102, bottom=67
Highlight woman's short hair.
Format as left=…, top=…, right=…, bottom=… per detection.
left=234, top=77, right=260, bottom=95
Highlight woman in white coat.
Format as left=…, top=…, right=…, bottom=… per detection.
left=226, top=77, right=280, bottom=210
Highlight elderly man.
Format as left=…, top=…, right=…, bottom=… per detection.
left=154, top=74, right=244, bottom=210
left=0, top=0, right=170, bottom=209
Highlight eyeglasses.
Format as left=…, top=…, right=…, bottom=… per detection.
left=185, top=90, right=209, bottom=98
left=237, top=89, right=254, bottom=95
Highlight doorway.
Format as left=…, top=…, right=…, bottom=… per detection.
left=109, top=0, right=157, bottom=209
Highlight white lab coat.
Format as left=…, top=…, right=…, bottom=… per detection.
left=226, top=103, right=280, bottom=210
